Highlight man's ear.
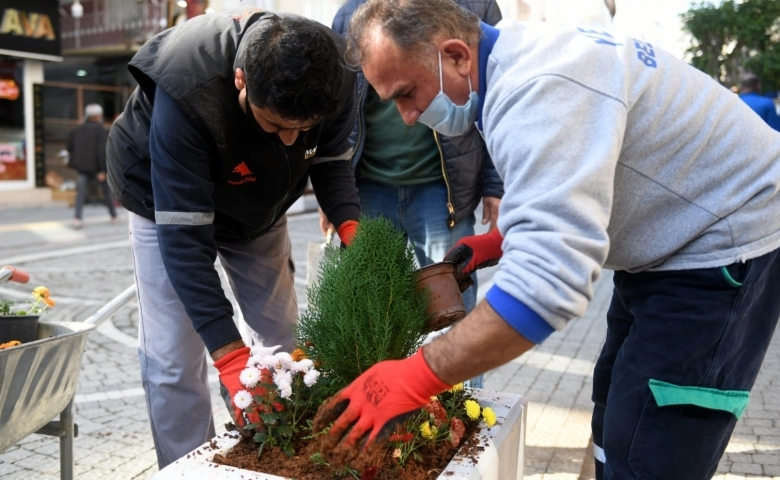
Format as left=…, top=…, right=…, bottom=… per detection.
left=440, top=39, right=472, bottom=77
left=235, top=68, right=246, bottom=90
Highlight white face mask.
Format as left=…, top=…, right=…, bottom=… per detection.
left=417, top=51, right=479, bottom=137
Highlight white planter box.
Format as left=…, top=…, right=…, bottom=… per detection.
left=153, top=389, right=526, bottom=480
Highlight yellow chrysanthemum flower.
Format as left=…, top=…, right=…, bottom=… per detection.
left=464, top=399, right=480, bottom=420
left=482, top=407, right=497, bottom=427
left=420, top=421, right=435, bottom=440
left=32, top=286, right=50, bottom=299
left=449, top=382, right=464, bottom=393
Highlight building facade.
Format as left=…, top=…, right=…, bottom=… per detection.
left=0, top=0, right=61, bottom=202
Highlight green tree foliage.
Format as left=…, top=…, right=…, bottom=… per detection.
left=296, top=216, right=429, bottom=394
left=682, top=0, right=780, bottom=91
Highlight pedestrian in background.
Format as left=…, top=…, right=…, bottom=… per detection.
left=67, top=103, right=117, bottom=229
left=739, top=73, right=780, bottom=132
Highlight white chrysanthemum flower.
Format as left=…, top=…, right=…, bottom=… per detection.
left=246, top=355, right=263, bottom=368
left=274, top=352, right=294, bottom=369
left=239, top=367, right=261, bottom=388
left=274, top=370, right=293, bottom=389
left=250, top=344, right=281, bottom=357
left=233, top=390, right=253, bottom=410
left=279, top=384, right=293, bottom=399
left=303, top=369, right=320, bottom=387
left=290, top=359, right=314, bottom=373
left=274, top=351, right=293, bottom=362
left=259, top=355, right=281, bottom=369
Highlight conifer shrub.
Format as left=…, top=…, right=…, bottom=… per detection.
left=296, top=215, right=429, bottom=394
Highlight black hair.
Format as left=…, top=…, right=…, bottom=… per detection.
left=244, top=16, right=343, bottom=123
left=739, top=73, right=760, bottom=92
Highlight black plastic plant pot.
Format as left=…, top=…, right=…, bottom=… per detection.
left=0, top=315, right=40, bottom=344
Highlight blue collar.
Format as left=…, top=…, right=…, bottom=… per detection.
left=477, top=22, right=500, bottom=131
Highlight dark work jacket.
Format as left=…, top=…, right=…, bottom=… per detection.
left=106, top=9, right=359, bottom=352
left=68, top=120, right=108, bottom=174
left=333, top=0, right=504, bottom=227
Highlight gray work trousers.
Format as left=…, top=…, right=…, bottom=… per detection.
left=128, top=212, right=298, bottom=469
left=74, top=172, right=117, bottom=220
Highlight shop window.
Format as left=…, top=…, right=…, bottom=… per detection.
left=0, top=58, right=26, bottom=181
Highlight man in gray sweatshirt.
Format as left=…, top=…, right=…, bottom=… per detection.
left=313, top=0, right=780, bottom=478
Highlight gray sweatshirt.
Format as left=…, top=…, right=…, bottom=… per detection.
left=484, top=21, right=780, bottom=332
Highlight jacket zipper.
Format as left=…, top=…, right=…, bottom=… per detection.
left=278, top=148, right=293, bottom=218
left=354, top=79, right=368, bottom=167
left=433, top=131, right=455, bottom=228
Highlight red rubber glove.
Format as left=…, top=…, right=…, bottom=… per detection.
left=313, top=348, right=450, bottom=458
left=213, top=346, right=261, bottom=428
left=445, top=228, right=503, bottom=274
left=337, top=220, right=359, bottom=246
left=444, top=229, right=503, bottom=292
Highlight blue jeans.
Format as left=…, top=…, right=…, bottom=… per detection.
left=357, top=177, right=483, bottom=388
left=592, top=248, right=780, bottom=479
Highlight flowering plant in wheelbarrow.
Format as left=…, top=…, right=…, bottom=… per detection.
left=212, top=217, right=496, bottom=479
left=0, top=286, right=57, bottom=348
left=0, top=286, right=56, bottom=316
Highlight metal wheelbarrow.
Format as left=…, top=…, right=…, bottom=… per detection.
left=0, top=266, right=137, bottom=480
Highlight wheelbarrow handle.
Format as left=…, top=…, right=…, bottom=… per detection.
left=83, top=285, right=137, bottom=327
left=0, top=266, right=30, bottom=284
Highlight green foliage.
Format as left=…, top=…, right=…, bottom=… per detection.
left=247, top=377, right=304, bottom=457
left=682, top=0, right=780, bottom=90
left=309, top=452, right=361, bottom=478
left=296, top=216, right=429, bottom=394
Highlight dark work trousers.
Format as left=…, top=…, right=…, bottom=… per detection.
left=592, top=247, right=780, bottom=480
left=75, top=172, right=117, bottom=220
